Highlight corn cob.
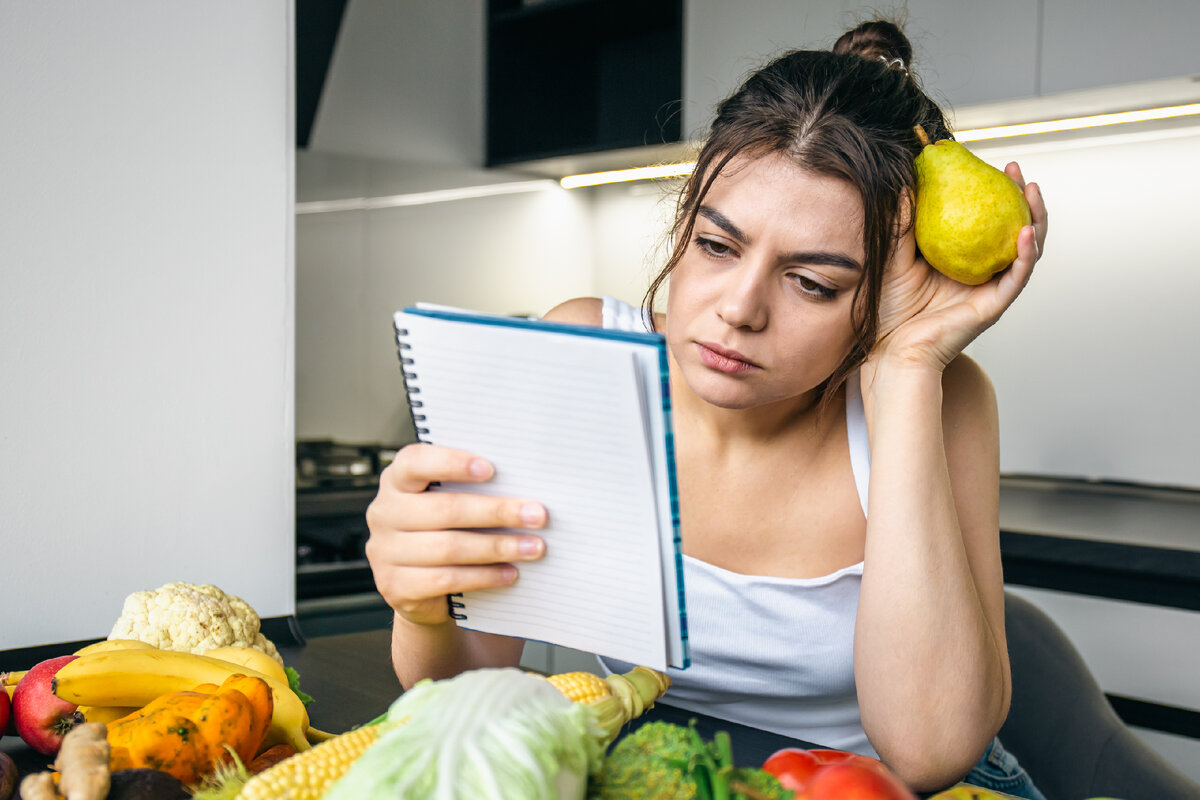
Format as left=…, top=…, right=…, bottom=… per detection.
left=546, top=670, right=612, bottom=703
left=235, top=723, right=383, bottom=800
left=546, top=666, right=672, bottom=744
left=229, top=665, right=669, bottom=799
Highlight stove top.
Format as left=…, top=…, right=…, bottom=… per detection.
left=296, top=439, right=399, bottom=491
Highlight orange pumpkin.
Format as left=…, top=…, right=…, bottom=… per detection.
left=107, top=674, right=272, bottom=785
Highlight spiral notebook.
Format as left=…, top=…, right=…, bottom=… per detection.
left=394, top=304, right=688, bottom=671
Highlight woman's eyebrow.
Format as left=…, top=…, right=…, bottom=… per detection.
left=698, top=205, right=747, bottom=242
left=697, top=205, right=862, bottom=271
left=786, top=251, right=863, bottom=271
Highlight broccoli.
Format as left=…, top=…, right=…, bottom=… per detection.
left=587, top=720, right=793, bottom=800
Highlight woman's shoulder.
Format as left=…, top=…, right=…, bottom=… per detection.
left=941, top=353, right=999, bottom=433
left=542, top=296, right=603, bottom=326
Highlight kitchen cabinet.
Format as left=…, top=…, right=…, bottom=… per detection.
left=485, top=0, right=684, bottom=166
left=1041, top=0, right=1200, bottom=95
left=682, top=0, right=1040, bottom=137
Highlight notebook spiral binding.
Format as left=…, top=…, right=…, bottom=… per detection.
left=397, top=319, right=456, bottom=617
left=394, top=325, right=431, bottom=440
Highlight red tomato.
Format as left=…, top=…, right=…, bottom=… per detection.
left=762, top=747, right=912, bottom=798
left=761, top=748, right=822, bottom=791
left=804, top=761, right=917, bottom=800
left=808, top=749, right=894, bottom=776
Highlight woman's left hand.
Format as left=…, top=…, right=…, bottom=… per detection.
left=872, top=162, right=1048, bottom=370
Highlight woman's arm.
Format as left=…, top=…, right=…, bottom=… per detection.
left=854, top=168, right=1046, bottom=790
left=854, top=354, right=1008, bottom=791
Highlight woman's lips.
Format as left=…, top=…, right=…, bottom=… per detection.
left=695, top=341, right=760, bottom=374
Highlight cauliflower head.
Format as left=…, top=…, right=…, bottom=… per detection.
left=109, top=581, right=282, bottom=663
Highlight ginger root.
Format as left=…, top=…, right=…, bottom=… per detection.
left=18, top=772, right=60, bottom=800
left=54, top=722, right=111, bottom=800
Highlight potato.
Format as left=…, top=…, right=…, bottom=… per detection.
left=0, top=751, right=17, bottom=800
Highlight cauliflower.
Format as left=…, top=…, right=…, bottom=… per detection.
left=109, top=581, right=283, bottom=663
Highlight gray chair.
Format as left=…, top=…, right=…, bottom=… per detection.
left=998, top=591, right=1200, bottom=800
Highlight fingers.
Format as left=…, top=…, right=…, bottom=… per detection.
left=1005, top=161, right=1026, bottom=190
left=1006, top=161, right=1047, bottom=257
left=369, top=528, right=545, bottom=568
left=1025, top=181, right=1048, bottom=256
left=372, top=564, right=520, bottom=626
left=382, top=443, right=495, bottom=494
left=991, top=224, right=1037, bottom=306
left=1012, top=224, right=1038, bottom=287
left=366, top=442, right=550, bottom=625
left=377, top=489, right=547, bottom=532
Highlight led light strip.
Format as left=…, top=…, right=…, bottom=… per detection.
left=559, top=102, right=1200, bottom=188
left=559, top=162, right=697, bottom=189
left=954, top=102, right=1200, bottom=142
left=295, top=179, right=558, bottom=214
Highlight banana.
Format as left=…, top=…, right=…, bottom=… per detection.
left=1, top=642, right=151, bottom=699
left=74, top=638, right=157, bottom=655
left=52, top=649, right=310, bottom=752
left=2, top=669, right=27, bottom=688
left=203, top=645, right=289, bottom=685
left=78, top=704, right=142, bottom=725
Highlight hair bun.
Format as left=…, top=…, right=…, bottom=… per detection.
left=832, top=20, right=913, bottom=72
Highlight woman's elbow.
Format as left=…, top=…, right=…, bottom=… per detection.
left=884, top=748, right=981, bottom=794
left=873, top=724, right=999, bottom=793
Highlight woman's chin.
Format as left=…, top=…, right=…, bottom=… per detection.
left=683, top=375, right=766, bottom=410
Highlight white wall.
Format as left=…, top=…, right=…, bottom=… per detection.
left=295, top=153, right=595, bottom=445
left=966, top=124, right=1200, bottom=488
left=0, top=2, right=295, bottom=648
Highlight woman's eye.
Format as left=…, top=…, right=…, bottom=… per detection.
left=794, top=275, right=838, bottom=300
left=695, top=237, right=732, bottom=257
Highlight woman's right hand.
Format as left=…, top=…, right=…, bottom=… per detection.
left=365, top=443, right=547, bottom=626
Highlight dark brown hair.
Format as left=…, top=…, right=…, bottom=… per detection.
left=644, top=20, right=951, bottom=407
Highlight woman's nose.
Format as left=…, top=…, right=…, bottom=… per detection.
left=716, top=265, right=769, bottom=331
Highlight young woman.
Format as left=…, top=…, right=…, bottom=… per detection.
left=365, top=20, right=1049, bottom=797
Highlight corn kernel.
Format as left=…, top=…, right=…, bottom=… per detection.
left=237, top=723, right=382, bottom=800
left=546, top=671, right=612, bottom=704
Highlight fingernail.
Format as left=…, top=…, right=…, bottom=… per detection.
left=501, top=564, right=518, bottom=583
left=518, top=536, right=543, bottom=557
left=519, top=503, right=545, bottom=526
left=468, top=458, right=493, bottom=479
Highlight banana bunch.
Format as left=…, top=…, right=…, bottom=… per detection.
left=52, top=640, right=312, bottom=752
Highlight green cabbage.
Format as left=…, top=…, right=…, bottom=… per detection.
left=322, top=668, right=605, bottom=800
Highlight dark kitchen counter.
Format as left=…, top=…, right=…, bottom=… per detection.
left=998, top=476, right=1200, bottom=611
left=1, top=628, right=815, bottom=782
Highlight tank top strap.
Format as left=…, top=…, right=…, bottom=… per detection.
left=845, top=370, right=870, bottom=518
left=600, top=295, right=654, bottom=333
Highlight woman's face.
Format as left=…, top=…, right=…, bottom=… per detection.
left=665, top=152, right=865, bottom=411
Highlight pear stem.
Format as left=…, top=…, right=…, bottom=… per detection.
left=913, top=125, right=931, bottom=147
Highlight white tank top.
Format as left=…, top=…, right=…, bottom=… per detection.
left=597, top=296, right=876, bottom=757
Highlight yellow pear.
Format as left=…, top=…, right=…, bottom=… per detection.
left=912, top=126, right=1031, bottom=285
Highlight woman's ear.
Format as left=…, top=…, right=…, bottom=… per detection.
left=896, top=189, right=916, bottom=236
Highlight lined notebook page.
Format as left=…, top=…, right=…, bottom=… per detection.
left=397, top=310, right=678, bottom=670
